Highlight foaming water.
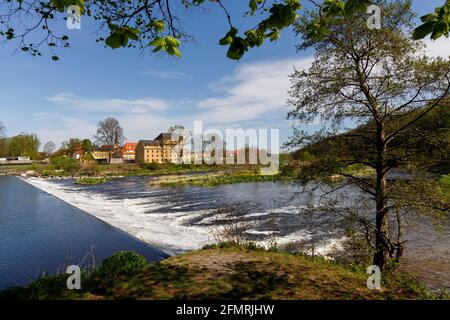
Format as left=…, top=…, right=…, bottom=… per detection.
left=23, top=177, right=345, bottom=256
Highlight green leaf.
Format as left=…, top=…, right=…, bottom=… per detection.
left=219, top=35, right=233, bottom=45
left=431, top=21, right=449, bottom=40
left=344, top=0, right=371, bottom=15
left=226, top=37, right=248, bottom=60
left=165, top=36, right=181, bottom=47
left=51, top=0, right=65, bottom=12
left=249, top=0, right=257, bottom=13
left=105, top=33, right=122, bottom=49
left=167, top=46, right=181, bottom=57
left=219, top=27, right=238, bottom=46
left=149, top=38, right=166, bottom=47
left=413, top=22, right=436, bottom=40
left=152, top=20, right=165, bottom=32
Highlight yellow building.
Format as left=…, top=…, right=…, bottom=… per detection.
left=135, top=133, right=180, bottom=164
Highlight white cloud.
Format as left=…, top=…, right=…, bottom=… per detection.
left=141, top=69, right=189, bottom=79
left=196, top=57, right=313, bottom=124
left=46, top=93, right=169, bottom=114
left=32, top=112, right=97, bottom=148
left=422, top=37, right=450, bottom=58
left=40, top=57, right=313, bottom=146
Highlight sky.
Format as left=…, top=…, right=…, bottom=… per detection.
left=0, top=0, right=449, bottom=150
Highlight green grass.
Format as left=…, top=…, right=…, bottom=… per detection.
left=0, top=162, right=259, bottom=178
left=0, top=244, right=441, bottom=300
left=440, top=175, right=450, bottom=186
left=150, top=172, right=291, bottom=187
left=439, top=174, right=450, bottom=197
left=74, top=177, right=109, bottom=185
left=340, top=164, right=375, bottom=177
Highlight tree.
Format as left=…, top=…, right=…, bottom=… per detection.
left=0, top=1, right=446, bottom=61
left=413, top=0, right=450, bottom=40
left=8, top=133, right=41, bottom=159
left=94, top=117, right=125, bottom=146
left=81, top=139, right=93, bottom=153
left=61, top=138, right=82, bottom=155
left=0, top=121, right=5, bottom=138
left=287, top=0, right=450, bottom=270
left=167, top=125, right=185, bottom=135
left=43, top=141, right=56, bottom=157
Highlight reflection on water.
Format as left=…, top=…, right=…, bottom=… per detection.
left=6, top=175, right=450, bottom=291
left=0, top=176, right=168, bottom=290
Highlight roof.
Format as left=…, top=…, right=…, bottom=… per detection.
left=155, top=133, right=172, bottom=141
left=138, top=140, right=160, bottom=147
left=95, top=144, right=117, bottom=152
left=123, top=142, right=137, bottom=149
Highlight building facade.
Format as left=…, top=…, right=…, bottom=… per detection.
left=135, top=133, right=180, bottom=164
left=122, top=142, right=137, bottom=162
left=93, top=145, right=123, bottom=164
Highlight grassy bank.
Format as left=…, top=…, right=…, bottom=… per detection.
left=0, top=243, right=439, bottom=300
left=74, top=177, right=109, bottom=185
left=149, top=172, right=291, bottom=187
left=0, top=162, right=294, bottom=187
left=0, top=163, right=257, bottom=178
left=440, top=175, right=450, bottom=187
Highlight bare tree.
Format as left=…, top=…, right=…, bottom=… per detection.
left=94, top=117, right=125, bottom=147
left=43, top=141, right=56, bottom=157
left=0, top=121, right=5, bottom=137
left=167, top=125, right=185, bottom=134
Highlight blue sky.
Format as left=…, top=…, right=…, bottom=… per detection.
left=0, top=0, right=448, bottom=149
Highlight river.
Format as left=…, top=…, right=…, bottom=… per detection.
left=1, top=175, right=449, bottom=291
left=0, top=176, right=168, bottom=290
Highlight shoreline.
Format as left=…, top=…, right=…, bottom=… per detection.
left=1, top=244, right=440, bottom=300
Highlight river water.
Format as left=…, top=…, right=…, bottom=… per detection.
left=0, top=176, right=168, bottom=290
left=1, top=175, right=449, bottom=291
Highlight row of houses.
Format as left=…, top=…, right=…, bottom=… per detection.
left=72, top=133, right=180, bottom=164
left=73, top=132, right=259, bottom=165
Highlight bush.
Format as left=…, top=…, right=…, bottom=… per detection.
left=79, top=161, right=98, bottom=176
left=50, top=155, right=79, bottom=173
left=74, top=177, right=107, bottom=185
left=142, top=162, right=160, bottom=171
left=94, top=251, right=147, bottom=277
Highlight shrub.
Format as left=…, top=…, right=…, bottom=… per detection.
left=50, top=155, right=79, bottom=173
left=74, top=177, right=107, bottom=185
left=79, top=161, right=99, bottom=176
left=22, top=274, right=69, bottom=299
left=94, top=251, right=147, bottom=277
left=142, top=162, right=160, bottom=171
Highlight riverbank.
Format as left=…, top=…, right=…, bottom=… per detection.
left=0, top=243, right=441, bottom=300
left=148, top=172, right=290, bottom=187
left=0, top=162, right=227, bottom=178
left=1, top=162, right=294, bottom=187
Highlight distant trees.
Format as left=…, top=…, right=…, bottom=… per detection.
left=43, top=141, right=56, bottom=157
left=0, top=122, right=6, bottom=157
left=94, top=117, right=125, bottom=146
left=2, top=133, right=41, bottom=159
left=81, top=139, right=94, bottom=153
left=287, top=1, right=450, bottom=269
left=167, top=125, right=185, bottom=135
left=61, top=138, right=82, bottom=155
left=0, top=122, right=5, bottom=137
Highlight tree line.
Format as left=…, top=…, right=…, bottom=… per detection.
left=0, top=116, right=126, bottom=160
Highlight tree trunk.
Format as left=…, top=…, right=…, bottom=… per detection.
left=373, top=121, right=390, bottom=270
